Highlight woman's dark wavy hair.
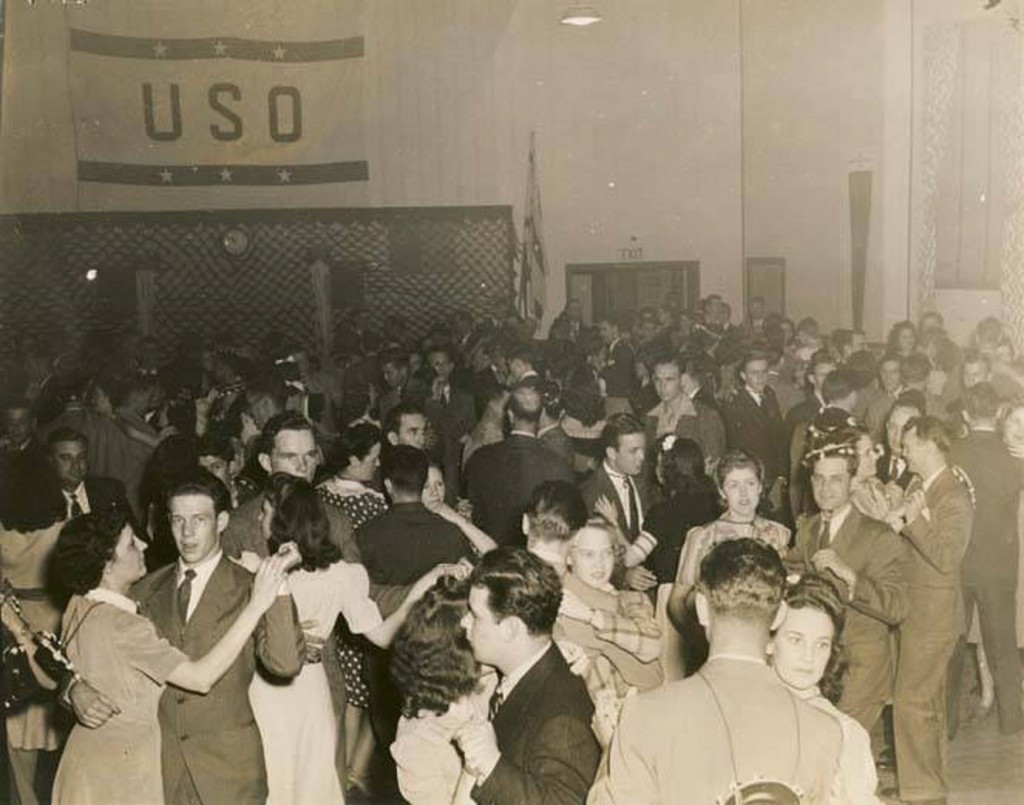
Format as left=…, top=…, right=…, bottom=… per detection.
left=53, top=505, right=131, bottom=595
left=783, top=572, right=848, bottom=703
left=562, top=365, right=605, bottom=427
left=390, top=576, right=480, bottom=718
left=263, top=473, right=340, bottom=571
left=659, top=436, right=715, bottom=498
left=326, top=422, right=382, bottom=476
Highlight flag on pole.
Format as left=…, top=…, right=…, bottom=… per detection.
left=520, top=131, right=548, bottom=320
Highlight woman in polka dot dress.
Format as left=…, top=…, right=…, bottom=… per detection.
left=318, top=422, right=388, bottom=794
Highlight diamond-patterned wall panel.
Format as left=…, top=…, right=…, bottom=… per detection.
left=0, top=207, right=514, bottom=363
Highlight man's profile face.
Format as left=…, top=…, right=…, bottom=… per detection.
left=886, top=406, right=918, bottom=454
left=461, top=585, right=504, bottom=666
left=810, top=456, right=852, bottom=514
left=608, top=433, right=646, bottom=477
left=811, top=361, right=836, bottom=393
left=653, top=363, right=683, bottom=403
left=268, top=428, right=320, bottom=482
left=901, top=427, right=929, bottom=476
left=50, top=439, right=89, bottom=491
left=395, top=413, right=427, bottom=449
left=169, top=493, right=224, bottom=566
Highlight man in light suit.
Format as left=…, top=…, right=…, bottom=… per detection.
left=892, top=416, right=974, bottom=804
left=788, top=430, right=908, bottom=735
left=588, top=538, right=842, bottom=805
left=137, top=472, right=303, bottom=804
left=456, top=548, right=600, bottom=804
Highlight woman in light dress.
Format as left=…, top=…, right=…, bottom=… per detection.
left=770, top=573, right=881, bottom=805
left=246, top=474, right=456, bottom=805
left=667, top=449, right=790, bottom=676
left=389, top=577, right=494, bottom=805
left=50, top=506, right=295, bottom=805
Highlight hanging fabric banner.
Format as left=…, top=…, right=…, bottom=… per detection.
left=2, top=0, right=367, bottom=211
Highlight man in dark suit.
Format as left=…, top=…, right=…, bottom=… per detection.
left=722, top=350, right=789, bottom=516
left=892, top=416, right=974, bottom=804
left=46, top=427, right=129, bottom=519
left=788, top=430, right=908, bottom=735
left=457, top=548, right=599, bottom=804
left=72, top=472, right=305, bottom=805
left=424, top=344, right=477, bottom=504
left=947, top=382, right=1023, bottom=735
left=466, top=383, right=573, bottom=546
left=581, top=413, right=657, bottom=592
left=876, top=390, right=925, bottom=489
left=596, top=314, right=637, bottom=416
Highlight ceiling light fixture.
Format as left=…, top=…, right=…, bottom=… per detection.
left=560, top=4, right=602, bottom=26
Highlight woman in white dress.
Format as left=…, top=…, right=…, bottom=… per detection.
left=246, top=474, right=459, bottom=805
left=770, top=573, right=881, bottom=805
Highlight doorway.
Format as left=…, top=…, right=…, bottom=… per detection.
left=565, top=261, right=700, bottom=325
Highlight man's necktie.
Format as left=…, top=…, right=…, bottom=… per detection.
left=177, top=569, right=197, bottom=624
left=626, top=478, right=640, bottom=540
left=68, top=494, right=83, bottom=519
left=819, top=511, right=832, bottom=546
left=488, top=687, right=504, bottom=721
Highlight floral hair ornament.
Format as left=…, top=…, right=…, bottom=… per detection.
left=661, top=435, right=678, bottom=453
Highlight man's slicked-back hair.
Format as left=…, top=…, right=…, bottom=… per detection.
left=47, top=427, right=88, bottom=449
left=167, top=469, right=232, bottom=515
left=382, top=444, right=429, bottom=496
left=822, top=368, right=858, bottom=405
left=507, top=382, right=543, bottom=425
left=383, top=401, right=425, bottom=439
left=903, top=415, right=952, bottom=453
left=469, top=547, right=563, bottom=636
left=600, top=412, right=645, bottom=451
left=526, top=480, right=588, bottom=543
left=258, top=412, right=314, bottom=457
left=697, top=537, right=785, bottom=624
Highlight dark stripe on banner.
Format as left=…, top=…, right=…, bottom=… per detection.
left=77, top=161, right=369, bottom=186
left=70, top=30, right=364, bottom=62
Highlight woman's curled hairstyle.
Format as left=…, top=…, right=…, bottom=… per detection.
left=263, top=473, right=340, bottom=571
left=53, top=505, right=132, bottom=595
left=785, top=572, right=848, bottom=704
left=390, top=576, right=480, bottom=719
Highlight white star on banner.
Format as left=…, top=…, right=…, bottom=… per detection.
left=219, top=168, right=233, bottom=182
left=153, top=42, right=168, bottom=57
left=158, top=169, right=173, bottom=183
left=213, top=41, right=228, bottom=56
left=271, top=45, right=287, bottom=60
left=277, top=169, right=292, bottom=183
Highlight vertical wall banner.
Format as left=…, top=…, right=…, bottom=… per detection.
left=520, top=131, right=547, bottom=320
left=3, top=0, right=367, bottom=212
left=848, top=171, right=872, bottom=331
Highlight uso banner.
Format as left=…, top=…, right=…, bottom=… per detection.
left=2, top=0, right=367, bottom=211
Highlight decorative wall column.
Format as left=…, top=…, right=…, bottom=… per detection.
left=913, top=24, right=960, bottom=320
left=1001, top=24, right=1024, bottom=354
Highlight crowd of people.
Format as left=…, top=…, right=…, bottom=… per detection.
left=1, top=293, right=1023, bottom=805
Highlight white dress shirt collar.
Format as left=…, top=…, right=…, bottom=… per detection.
left=823, top=503, right=852, bottom=542
left=64, top=483, right=90, bottom=517
left=177, top=549, right=223, bottom=622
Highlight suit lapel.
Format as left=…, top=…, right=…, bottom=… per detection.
left=830, top=508, right=860, bottom=556
left=140, top=566, right=179, bottom=644
left=493, top=645, right=557, bottom=739
left=185, top=557, right=234, bottom=647
left=599, top=468, right=628, bottom=528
